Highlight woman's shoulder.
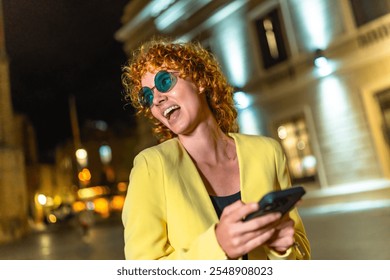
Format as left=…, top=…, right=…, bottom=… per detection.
left=135, top=138, right=182, bottom=161
left=231, top=133, right=285, bottom=163
left=231, top=133, right=281, bottom=148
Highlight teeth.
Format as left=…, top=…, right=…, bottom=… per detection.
left=163, top=105, right=180, bottom=118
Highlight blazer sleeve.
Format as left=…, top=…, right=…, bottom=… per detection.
left=122, top=152, right=169, bottom=259
left=269, top=139, right=311, bottom=260
left=122, top=150, right=227, bottom=260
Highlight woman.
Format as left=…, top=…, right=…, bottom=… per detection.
left=121, top=37, right=310, bottom=260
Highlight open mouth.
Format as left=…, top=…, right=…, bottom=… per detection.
left=163, top=105, right=180, bottom=119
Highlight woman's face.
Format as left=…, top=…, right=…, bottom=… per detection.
left=141, top=70, right=211, bottom=136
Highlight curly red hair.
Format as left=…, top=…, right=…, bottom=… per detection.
left=121, top=37, right=238, bottom=142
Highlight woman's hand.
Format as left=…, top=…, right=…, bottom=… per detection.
left=215, top=200, right=282, bottom=259
left=266, top=215, right=295, bottom=254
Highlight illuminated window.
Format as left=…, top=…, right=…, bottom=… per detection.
left=276, top=116, right=317, bottom=184
left=350, top=0, right=390, bottom=27
left=376, top=88, right=390, bottom=146
left=254, top=7, right=288, bottom=69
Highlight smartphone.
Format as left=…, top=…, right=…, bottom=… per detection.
left=243, top=186, right=306, bottom=221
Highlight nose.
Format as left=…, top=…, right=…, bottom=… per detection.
left=152, top=90, right=167, bottom=106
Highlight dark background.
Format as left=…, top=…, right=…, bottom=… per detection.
left=3, top=0, right=135, bottom=162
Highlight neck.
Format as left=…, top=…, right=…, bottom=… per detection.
left=178, top=120, right=235, bottom=164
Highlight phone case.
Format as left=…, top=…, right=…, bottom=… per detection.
left=244, top=186, right=306, bottom=221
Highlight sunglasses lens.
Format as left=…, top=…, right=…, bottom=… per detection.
left=139, top=87, right=154, bottom=107
left=139, top=71, right=177, bottom=108
left=155, top=71, right=176, bottom=92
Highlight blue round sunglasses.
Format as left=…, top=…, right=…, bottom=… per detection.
left=138, top=70, right=178, bottom=108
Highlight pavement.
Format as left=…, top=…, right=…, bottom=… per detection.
left=0, top=179, right=389, bottom=260
left=298, top=179, right=390, bottom=260
left=0, top=214, right=125, bottom=260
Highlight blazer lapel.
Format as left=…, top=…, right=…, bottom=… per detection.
left=231, top=133, right=271, bottom=204
left=231, top=133, right=269, bottom=259
left=175, top=141, right=219, bottom=225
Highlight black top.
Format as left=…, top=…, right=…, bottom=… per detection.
left=210, top=191, right=241, bottom=219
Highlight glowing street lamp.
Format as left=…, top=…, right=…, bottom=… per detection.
left=75, top=148, right=88, bottom=168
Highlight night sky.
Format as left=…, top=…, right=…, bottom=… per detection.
left=2, top=0, right=135, bottom=161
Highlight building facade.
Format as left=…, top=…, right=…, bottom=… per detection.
left=115, top=0, right=390, bottom=190
left=0, top=0, right=29, bottom=243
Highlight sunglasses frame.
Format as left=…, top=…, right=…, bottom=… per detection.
left=138, top=70, right=178, bottom=108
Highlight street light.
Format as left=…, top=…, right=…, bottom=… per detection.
left=75, top=148, right=88, bottom=168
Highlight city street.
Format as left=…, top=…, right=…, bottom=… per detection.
left=0, top=215, right=125, bottom=260
left=0, top=182, right=389, bottom=260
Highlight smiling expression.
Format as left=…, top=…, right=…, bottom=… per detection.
left=141, top=70, right=211, bottom=137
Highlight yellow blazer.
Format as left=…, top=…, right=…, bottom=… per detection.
left=122, top=133, right=311, bottom=260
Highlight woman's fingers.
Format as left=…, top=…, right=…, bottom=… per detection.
left=267, top=217, right=296, bottom=253
left=221, top=200, right=259, bottom=222
left=216, top=201, right=284, bottom=259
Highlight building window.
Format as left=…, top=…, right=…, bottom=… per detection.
left=276, top=115, right=317, bottom=185
left=376, top=88, right=390, bottom=146
left=254, top=7, right=288, bottom=69
left=350, top=0, right=390, bottom=27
